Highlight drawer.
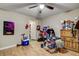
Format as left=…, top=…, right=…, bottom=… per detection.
left=61, top=30, right=72, bottom=37
left=66, top=37, right=73, bottom=41
left=64, top=41, right=68, bottom=48
left=64, top=41, right=71, bottom=49
left=73, top=38, right=79, bottom=42
left=65, top=40, right=79, bottom=52
left=72, top=42, right=79, bottom=51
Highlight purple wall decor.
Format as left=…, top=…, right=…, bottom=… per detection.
left=3, top=21, right=14, bottom=35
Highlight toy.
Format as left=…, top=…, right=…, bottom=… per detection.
left=21, top=33, right=29, bottom=46
left=25, top=24, right=28, bottom=29
left=36, top=25, right=41, bottom=31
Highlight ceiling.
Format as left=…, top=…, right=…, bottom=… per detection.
left=0, top=3, right=79, bottom=19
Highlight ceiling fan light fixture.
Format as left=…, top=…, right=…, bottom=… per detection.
left=39, top=4, right=44, bottom=10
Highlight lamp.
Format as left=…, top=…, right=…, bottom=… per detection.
left=39, top=4, right=44, bottom=10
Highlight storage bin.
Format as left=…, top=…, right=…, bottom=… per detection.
left=21, top=39, right=29, bottom=46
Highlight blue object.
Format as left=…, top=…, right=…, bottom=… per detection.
left=21, top=34, right=29, bottom=46
left=21, top=39, right=29, bottom=46
left=47, top=44, right=56, bottom=49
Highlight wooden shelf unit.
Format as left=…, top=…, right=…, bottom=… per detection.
left=60, top=29, right=79, bottom=52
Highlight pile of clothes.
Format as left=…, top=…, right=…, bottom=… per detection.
left=37, top=27, right=66, bottom=53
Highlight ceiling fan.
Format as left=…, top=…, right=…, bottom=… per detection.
left=28, top=4, right=54, bottom=14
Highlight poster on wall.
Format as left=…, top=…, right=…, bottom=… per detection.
left=3, top=21, right=14, bottom=35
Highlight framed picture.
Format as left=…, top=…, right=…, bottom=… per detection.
left=3, top=21, right=14, bottom=35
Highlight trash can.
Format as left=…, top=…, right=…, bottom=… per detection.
left=21, top=39, right=29, bottom=46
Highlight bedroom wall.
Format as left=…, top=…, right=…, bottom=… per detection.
left=41, top=8, right=79, bottom=37
left=0, top=10, right=39, bottom=49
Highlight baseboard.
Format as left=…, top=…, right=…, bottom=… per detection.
left=0, top=44, right=16, bottom=50
left=31, top=39, right=37, bottom=41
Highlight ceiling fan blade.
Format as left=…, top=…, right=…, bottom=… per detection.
left=47, top=3, right=69, bottom=11
left=29, top=5, right=38, bottom=9
left=45, top=5, right=54, bottom=10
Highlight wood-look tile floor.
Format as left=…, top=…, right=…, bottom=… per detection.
left=0, top=40, right=79, bottom=56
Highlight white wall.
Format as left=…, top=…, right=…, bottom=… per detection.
left=41, top=8, right=79, bottom=37
left=0, top=10, right=39, bottom=49
left=1, top=7, right=79, bottom=49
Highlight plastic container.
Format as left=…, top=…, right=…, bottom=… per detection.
left=21, top=39, right=29, bottom=46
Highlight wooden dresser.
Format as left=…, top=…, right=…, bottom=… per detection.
left=60, top=29, right=79, bottom=52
